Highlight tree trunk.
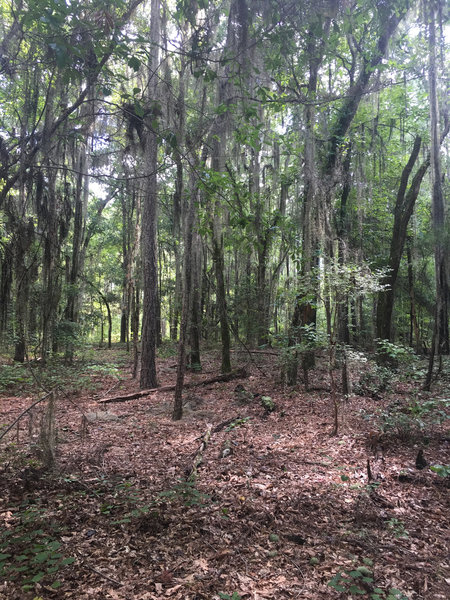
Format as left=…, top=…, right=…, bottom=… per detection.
left=189, top=231, right=202, bottom=370
left=173, top=168, right=197, bottom=420
left=425, top=0, right=449, bottom=388
left=406, top=238, right=421, bottom=352
left=13, top=219, right=34, bottom=362
left=140, top=0, right=161, bottom=389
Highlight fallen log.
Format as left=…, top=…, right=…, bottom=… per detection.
left=231, top=349, right=279, bottom=356
left=98, top=367, right=248, bottom=404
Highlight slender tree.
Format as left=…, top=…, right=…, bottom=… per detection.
left=140, top=0, right=161, bottom=389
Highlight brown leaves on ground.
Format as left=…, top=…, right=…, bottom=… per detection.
left=0, top=351, right=449, bottom=600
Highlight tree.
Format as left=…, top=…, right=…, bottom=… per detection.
left=140, top=0, right=161, bottom=390
left=425, top=0, right=449, bottom=388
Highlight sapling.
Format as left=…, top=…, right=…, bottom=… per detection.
left=320, top=260, right=389, bottom=434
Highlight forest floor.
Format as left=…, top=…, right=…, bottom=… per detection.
left=0, top=346, right=449, bottom=600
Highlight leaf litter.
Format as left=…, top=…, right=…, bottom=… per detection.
left=0, top=349, right=449, bottom=599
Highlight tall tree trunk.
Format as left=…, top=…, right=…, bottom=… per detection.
left=173, top=168, right=198, bottom=420
left=287, top=24, right=325, bottom=385
left=190, top=230, right=202, bottom=370
left=406, top=238, right=421, bottom=352
left=210, top=92, right=232, bottom=373
left=140, top=0, right=161, bottom=389
left=425, top=0, right=449, bottom=388
left=64, top=82, right=97, bottom=363
left=13, top=218, right=35, bottom=362
left=337, top=144, right=352, bottom=345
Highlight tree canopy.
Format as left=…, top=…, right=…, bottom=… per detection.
left=0, top=0, right=448, bottom=388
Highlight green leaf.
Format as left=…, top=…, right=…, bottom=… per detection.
left=47, top=566, right=59, bottom=574
left=349, top=585, right=366, bottom=595
left=128, top=56, right=141, bottom=72
left=216, top=103, right=229, bottom=115
left=430, top=464, right=450, bottom=477
left=0, top=554, right=12, bottom=561
left=15, top=555, right=28, bottom=562
left=134, top=101, right=145, bottom=118
left=34, top=552, right=50, bottom=563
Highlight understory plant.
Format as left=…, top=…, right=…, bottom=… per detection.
left=379, top=397, right=449, bottom=441
left=328, top=560, right=408, bottom=599
left=0, top=505, right=75, bottom=591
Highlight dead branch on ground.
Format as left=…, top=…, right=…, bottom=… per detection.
left=98, top=368, right=248, bottom=404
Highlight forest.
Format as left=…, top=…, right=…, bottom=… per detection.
left=0, top=0, right=449, bottom=599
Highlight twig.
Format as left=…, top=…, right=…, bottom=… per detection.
left=281, top=552, right=305, bottom=579
left=84, top=564, right=122, bottom=586
left=0, top=391, right=54, bottom=442
left=97, top=378, right=122, bottom=399
left=212, top=416, right=244, bottom=433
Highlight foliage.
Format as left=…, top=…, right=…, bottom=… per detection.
left=158, top=479, right=209, bottom=507
left=380, top=397, right=448, bottom=440
left=363, top=397, right=449, bottom=442
left=375, top=340, right=416, bottom=368
left=218, top=593, right=241, bottom=600
left=260, top=395, right=275, bottom=413
left=0, top=352, right=124, bottom=397
left=430, top=464, right=450, bottom=478
left=328, top=561, right=408, bottom=599
left=274, top=326, right=328, bottom=377
left=386, top=518, right=409, bottom=540
left=225, top=417, right=251, bottom=432
left=0, top=505, right=75, bottom=591
left=354, top=364, right=394, bottom=398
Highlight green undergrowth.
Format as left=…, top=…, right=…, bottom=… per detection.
left=328, top=559, right=408, bottom=599
left=360, top=396, right=449, bottom=443
left=0, top=346, right=130, bottom=396
left=0, top=502, right=75, bottom=592
left=0, top=470, right=208, bottom=591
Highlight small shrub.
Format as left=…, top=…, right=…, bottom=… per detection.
left=219, top=592, right=241, bottom=600
left=260, top=395, right=275, bottom=413
left=157, top=341, right=178, bottom=358
left=430, top=464, right=450, bottom=478
left=0, top=505, right=75, bottom=591
left=375, top=339, right=416, bottom=369
left=354, top=365, right=393, bottom=399
left=386, top=518, right=409, bottom=539
left=328, top=562, right=408, bottom=599
left=225, top=417, right=251, bottom=432
left=158, top=479, right=209, bottom=507
left=379, top=397, right=449, bottom=442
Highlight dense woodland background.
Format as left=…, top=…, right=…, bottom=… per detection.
left=0, top=0, right=449, bottom=394
left=0, top=2, right=449, bottom=599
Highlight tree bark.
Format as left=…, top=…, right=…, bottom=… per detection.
left=376, top=125, right=449, bottom=342
left=140, top=0, right=161, bottom=389
left=425, top=0, right=449, bottom=388
left=173, top=165, right=197, bottom=420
